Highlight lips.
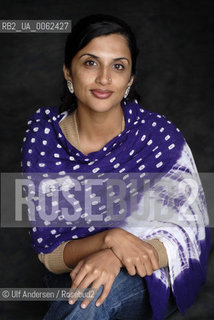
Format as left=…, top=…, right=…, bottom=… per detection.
left=91, top=89, right=113, bottom=99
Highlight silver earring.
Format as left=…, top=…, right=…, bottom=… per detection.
left=124, top=86, right=130, bottom=99
left=67, top=80, right=74, bottom=94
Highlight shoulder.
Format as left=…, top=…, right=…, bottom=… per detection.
left=21, top=107, right=66, bottom=169
left=125, top=101, right=187, bottom=171
left=142, top=107, right=186, bottom=157
left=137, top=104, right=181, bottom=134
left=127, top=100, right=185, bottom=145
left=23, top=106, right=68, bottom=139
left=26, top=106, right=60, bottom=125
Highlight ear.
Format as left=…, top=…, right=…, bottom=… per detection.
left=128, top=75, right=134, bottom=87
left=63, top=64, right=72, bottom=81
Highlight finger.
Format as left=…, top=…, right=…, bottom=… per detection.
left=80, top=277, right=113, bottom=309
left=135, top=259, right=146, bottom=278
left=69, top=273, right=95, bottom=305
left=70, top=260, right=84, bottom=282
left=79, top=281, right=103, bottom=309
left=94, top=278, right=113, bottom=307
left=70, top=265, right=87, bottom=290
left=146, top=248, right=159, bottom=270
left=123, top=257, right=137, bottom=276
left=126, top=264, right=136, bottom=276
left=142, top=256, right=154, bottom=276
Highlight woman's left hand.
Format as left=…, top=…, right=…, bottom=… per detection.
left=68, top=248, right=122, bottom=309
left=104, top=228, right=159, bottom=277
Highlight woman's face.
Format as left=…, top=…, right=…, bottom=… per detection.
left=63, top=33, right=134, bottom=113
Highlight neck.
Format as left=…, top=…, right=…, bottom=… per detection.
left=75, top=103, right=125, bottom=146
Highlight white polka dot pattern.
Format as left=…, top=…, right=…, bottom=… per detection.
left=21, top=101, right=185, bottom=254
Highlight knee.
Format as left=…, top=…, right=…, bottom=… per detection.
left=44, top=286, right=111, bottom=320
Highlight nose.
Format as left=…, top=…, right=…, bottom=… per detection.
left=95, top=66, right=111, bottom=85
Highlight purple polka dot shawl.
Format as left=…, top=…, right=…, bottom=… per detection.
left=22, top=100, right=210, bottom=320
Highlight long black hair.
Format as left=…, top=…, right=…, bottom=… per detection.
left=59, top=14, right=140, bottom=113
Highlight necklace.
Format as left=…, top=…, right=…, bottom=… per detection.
left=73, top=109, right=80, bottom=149
left=73, top=109, right=125, bottom=152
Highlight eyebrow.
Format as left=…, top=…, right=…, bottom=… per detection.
left=79, top=53, right=130, bottom=63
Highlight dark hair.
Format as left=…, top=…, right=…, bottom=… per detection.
left=59, top=14, right=140, bottom=113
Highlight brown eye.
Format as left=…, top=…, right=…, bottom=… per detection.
left=84, top=60, right=97, bottom=66
left=113, top=63, right=124, bottom=70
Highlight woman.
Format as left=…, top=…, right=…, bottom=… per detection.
left=22, top=14, right=210, bottom=320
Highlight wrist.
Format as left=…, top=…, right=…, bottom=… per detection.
left=103, top=232, right=111, bottom=249
left=145, top=239, right=168, bottom=268
left=107, top=248, right=123, bottom=268
left=103, top=228, right=117, bottom=249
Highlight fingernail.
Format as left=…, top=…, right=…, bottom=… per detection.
left=81, top=303, right=86, bottom=309
left=96, top=302, right=100, bottom=307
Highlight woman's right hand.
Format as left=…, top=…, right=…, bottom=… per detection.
left=104, top=228, right=159, bottom=277
left=69, top=248, right=122, bottom=309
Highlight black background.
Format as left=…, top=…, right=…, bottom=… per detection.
left=0, top=0, right=213, bottom=319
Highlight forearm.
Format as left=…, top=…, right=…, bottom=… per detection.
left=38, top=241, right=73, bottom=274
left=63, top=230, right=109, bottom=268
left=104, top=228, right=168, bottom=269
left=38, top=229, right=168, bottom=274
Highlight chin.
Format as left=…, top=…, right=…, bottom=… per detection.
left=88, top=98, right=122, bottom=113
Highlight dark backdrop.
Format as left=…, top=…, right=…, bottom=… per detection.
left=0, top=0, right=213, bottom=319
